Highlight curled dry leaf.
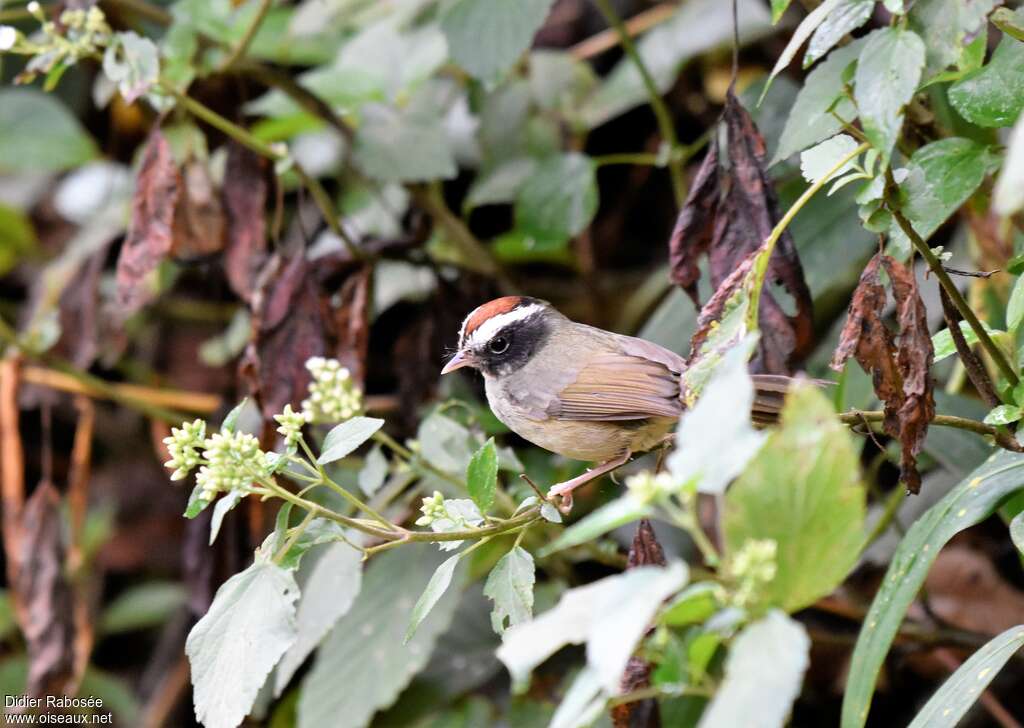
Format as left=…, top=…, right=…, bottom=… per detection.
left=12, top=482, right=81, bottom=698
left=170, top=160, right=226, bottom=262
left=115, top=129, right=179, bottom=317
left=240, top=252, right=328, bottom=421
left=222, top=143, right=269, bottom=303
left=669, top=91, right=813, bottom=374
left=831, top=254, right=935, bottom=493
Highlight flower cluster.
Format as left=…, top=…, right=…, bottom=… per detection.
left=163, top=421, right=272, bottom=502
left=725, top=538, right=778, bottom=609
left=274, top=404, right=306, bottom=450
left=625, top=471, right=677, bottom=504
left=415, top=491, right=447, bottom=527
left=163, top=420, right=206, bottom=481
left=301, top=357, right=363, bottom=424
left=0, top=3, right=112, bottom=84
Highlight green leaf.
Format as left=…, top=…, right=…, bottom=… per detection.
left=993, top=6, right=1024, bottom=41
left=353, top=103, right=457, bottom=183
left=298, top=545, right=462, bottom=728
left=0, top=89, right=97, bottom=173
left=670, top=341, right=768, bottom=495
left=771, top=0, right=793, bottom=23
left=184, top=484, right=211, bottom=519
left=186, top=560, right=298, bottom=728
left=465, top=158, right=537, bottom=210
left=496, top=562, right=687, bottom=691
left=841, top=450, right=1024, bottom=728
left=220, top=398, right=248, bottom=433
left=1011, top=511, right=1024, bottom=555
left=102, top=31, right=160, bottom=104
left=854, top=27, right=926, bottom=161
left=275, top=541, right=363, bottom=694
left=724, top=383, right=865, bottom=612
left=888, top=138, right=995, bottom=255
left=908, top=0, right=999, bottom=77
left=484, top=547, right=535, bottom=634
left=932, top=320, right=993, bottom=362
left=0, top=204, right=37, bottom=277
left=803, top=0, right=874, bottom=68
left=800, top=133, right=860, bottom=184
left=357, top=444, right=388, bottom=497
left=949, top=20, right=1024, bottom=127
left=773, top=38, right=866, bottom=165
left=100, top=582, right=186, bottom=635
left=540, top=502, right=562, bottom=523
left=907, top=625, right=1024, bottom=728
left=405, top=553, right=462, bottom=643
left=659, top=583, right=720, bottom=626
left=984, top=404, right=1022, bottom=425
left=698, top=611, right=810, bottom=728
left=318, top=417, right=384, bottom=465
left=994, top=114, right=1024, bottom=215
left=765, top=0, right=849, bottom=94
left=466, top=438, right=499, bottom=514
left=1009, top=276, right=1024, bottom=333
left=514, top=153, right=597, bottom=244
left=209, top=490, right=243, bottom=545
left=442, top=0, right=555, bottom=82
left=539, top=496, right=653, bottom=556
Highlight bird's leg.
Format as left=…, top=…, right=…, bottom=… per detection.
left=547, top=451, right=632, bottom=509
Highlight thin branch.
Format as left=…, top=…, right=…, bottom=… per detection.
left=838, top=409, right=1023, bottom=453
left=217, top=0, right=272, bottom=73
left=590, top=0, right=686, bottom=206
left=938, top=286, right=1000, bottom=408
left=570, top=2, right=676, bottom=60
left=884, top=167, right=1019, bottom=387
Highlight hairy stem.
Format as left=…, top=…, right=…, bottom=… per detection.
left=591, top=0, right=686, bottom=206
left=217, top=0, right=272, bottom=72
left=838, top=409, right=1023, bottom=453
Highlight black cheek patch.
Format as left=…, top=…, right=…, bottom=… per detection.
left=477, top=315, right=550, bottom=377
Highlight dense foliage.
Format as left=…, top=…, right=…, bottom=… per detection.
left=1, top=0, right=1024, bottom=727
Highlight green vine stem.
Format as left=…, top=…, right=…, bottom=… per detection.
left=590, top=0, right=686, bottom=206
left=883, top=167, right=1019, bottom=388
left=216, top=0, right=272, bottom=72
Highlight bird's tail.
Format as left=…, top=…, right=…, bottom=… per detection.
left=750, top=374, right=832, bottom=426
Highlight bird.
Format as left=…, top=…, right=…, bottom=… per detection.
left=440, top=295, right=794, bottom=507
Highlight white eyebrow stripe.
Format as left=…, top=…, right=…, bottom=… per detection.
left=465, top=304, right=544, bottom=349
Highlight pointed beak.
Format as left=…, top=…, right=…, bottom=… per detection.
left=441, top=349, right=475, bottom=375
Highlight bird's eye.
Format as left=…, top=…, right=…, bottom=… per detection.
left=489, top=336, right=510, bottom=354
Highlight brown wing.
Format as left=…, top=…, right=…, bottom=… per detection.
left=548, top=350, right=684, bottom=421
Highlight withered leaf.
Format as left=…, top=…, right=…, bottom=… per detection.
left=13, top=482, right=80, bottom=698
left=115, top=129, right=180, bottom=316
left=626, top=518, right=667, bottom=568
left=330, top=264, right=372, bottom=387
left=170, top=159, right=226, bottom=262
left=670, top=91, right=813, bottom=374
left=831, top=254, right=935, bottom=493
left=686, top=247, right=760, bottom=362
left=55, top=242, right=109, bottom=370
left=240, top=253, right=328, bottom=421
left=222, top=143, right=269, bottom=303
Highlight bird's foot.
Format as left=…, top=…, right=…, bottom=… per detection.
left=545, top=452, right=633, bottom=511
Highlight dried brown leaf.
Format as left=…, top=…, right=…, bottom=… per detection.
left=222, top=143, right=269, bottom=302
left=831, top=254, right=935, bottom=493
left=240, top=253, right=328, bottom=421
left=115, top=129, right=180, bottom=316
left=670, top=91, right=813, bottom=374
left=14, top=482, right=80, bottom=698
left=170, top=159, right=226, bottom=262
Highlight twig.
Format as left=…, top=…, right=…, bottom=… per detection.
left=22, top=365, right=220, bottom=413
left=885, top=167, right=1019, bottom=388
left=838, top=409, right=1023, bottom=453
left=570, top=2, right=676, bottom=60
left=0, top=356, right=25, bottom=578
left=217, top=0, right=272, bottom=73
left=66, top=396, right=94, bottom=575
left=593, top=152, right=662, bottom=167
left=938, top=287, right=1000, bottom=408
left=943, top=267, right=999, bottom=279
left=590, top=0, right=686, bottom=206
